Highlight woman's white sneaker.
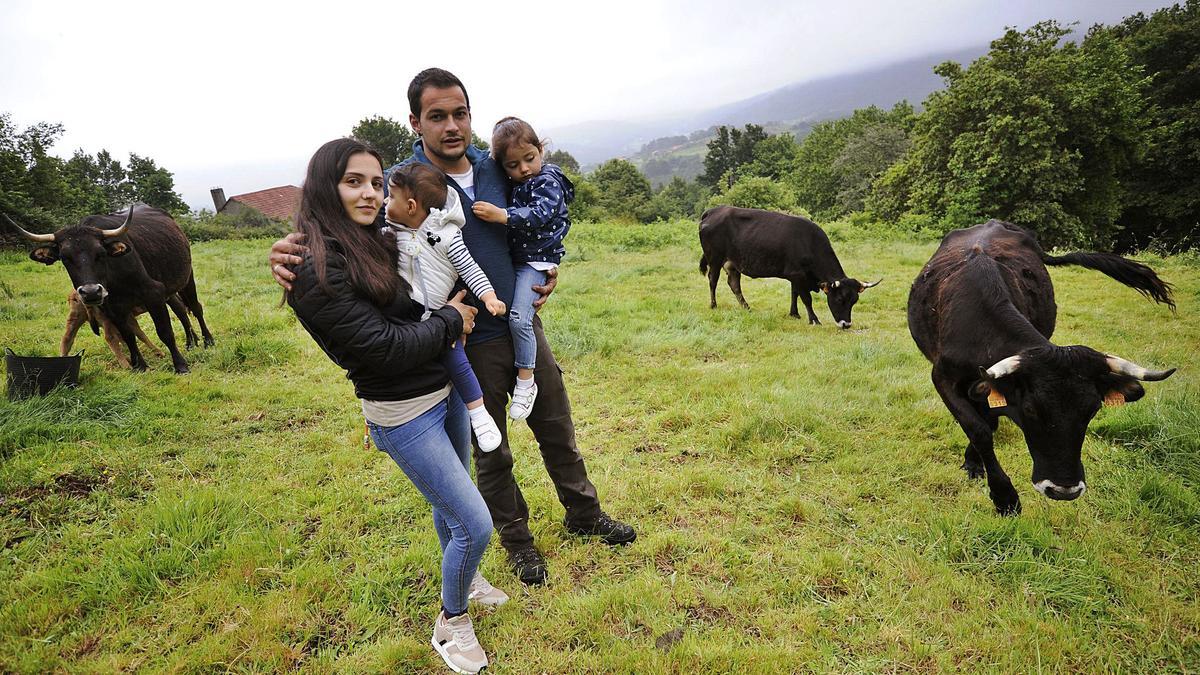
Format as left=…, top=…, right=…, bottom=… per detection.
left=431, top=611, right=488, bottom=674
left=468, top=571, right=509, bottom=607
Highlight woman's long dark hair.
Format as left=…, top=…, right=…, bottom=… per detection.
left=293, top=138, right=404, bottom=307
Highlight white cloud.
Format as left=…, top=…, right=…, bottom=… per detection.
left=0, top=0, right=1175, bottom=209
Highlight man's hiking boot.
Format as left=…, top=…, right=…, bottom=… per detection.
left=564, top=511, right=637, bottom=546
left=507, top=545, right=548, bottom=585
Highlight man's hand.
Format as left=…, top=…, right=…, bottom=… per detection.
left=531, top=266, right=558, bottom=311
left=471, top=202, right=508, bottom=224
left=269, top=232, right=308, bottom=291
left=444, top=290, right=479, bottom=334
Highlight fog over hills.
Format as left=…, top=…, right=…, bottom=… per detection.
left=543, top=45, right=986, bottom=168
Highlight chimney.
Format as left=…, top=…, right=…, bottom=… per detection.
left=211, top=188, right=227, bottom=212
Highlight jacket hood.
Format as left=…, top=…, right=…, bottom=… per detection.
left=424, top=187, right=466, bottom=235
left=543, top=163, right=575, bottom=203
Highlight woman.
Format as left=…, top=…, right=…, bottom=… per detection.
left=283, top=138, right=505, bottom=674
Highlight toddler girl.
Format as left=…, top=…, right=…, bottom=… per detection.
left=471, top=117, right=573, bottom=420
left=387, top=163, right=506, bottom=450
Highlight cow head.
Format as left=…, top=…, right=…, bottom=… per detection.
left=969, top=345, right=1175, bottom=501
left=819, top=277, right=880, bottom=329
left=5, top=209, right=133, bottom=306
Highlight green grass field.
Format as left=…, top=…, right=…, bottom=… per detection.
left=1, top=219, right=1197, bottom=672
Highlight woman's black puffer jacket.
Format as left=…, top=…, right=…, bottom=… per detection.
left=287, top=237, right=463, bottom=401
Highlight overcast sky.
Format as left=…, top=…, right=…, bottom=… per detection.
left=0, top=0, right=1174, bottom=210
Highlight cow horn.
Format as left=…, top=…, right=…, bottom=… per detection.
left=1106, top=355, right=1176, bottom=382
left=101, top=205, right=135, bottom=238
left=986, top=355, right=1022, bottom=379
left=3, top=213, right=55, bottom=243
left=860, top=278, right=882, bottom=290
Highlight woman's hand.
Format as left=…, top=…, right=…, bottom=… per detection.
left=445, top=290, right=479, bottom=334
left=471, top=202, right=508, bottom=224
left=269, top=232, right=308, bottom=291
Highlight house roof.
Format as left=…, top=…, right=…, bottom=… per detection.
left=225, top=185, right=301, bottom=220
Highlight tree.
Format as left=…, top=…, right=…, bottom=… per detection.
left=63, top=149, right=129, bottom=217
left=352, top=115, right=417, bottom=167
left=545, top=149, right=580, bottom=173
left=879, top=22, right=1147, bottom=248
left=1108, top=0, right=1200, bottom=251
left=699, top=124, right=768, bottom=188
left=0, top=114, right=72, bottom=228
left=743, top=133, right=801, bottom=181
left=831, top=123, right=910, bottom=214
left=590, top=159, right=652, bottom=220
left=789, top=103, right=914, bottom=219
left=639, top=176, right=706, bottom=222
left=126, top=153, right=188, bottom=215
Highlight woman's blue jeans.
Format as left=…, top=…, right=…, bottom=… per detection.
left=367, top=389, right=492, bottom=614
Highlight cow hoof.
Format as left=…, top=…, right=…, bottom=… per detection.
left=961, top=460, right=986, bottom=480
left=992, top=494, right=1022, bottom=516
left=204, top=338, right=215, bottom=347
left=174, top=366, right=191, bottom=375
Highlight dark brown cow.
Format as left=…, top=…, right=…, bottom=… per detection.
left=699, top=206, right=879, bottom=327
left=908, top=220, right=1175, bottom=514
left=7, top=205, right=213, bottom=373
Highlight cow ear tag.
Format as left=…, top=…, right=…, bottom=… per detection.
left=987, top=387, right=1007, bottom=408
left=1103, top=390, right=1126, bottom=407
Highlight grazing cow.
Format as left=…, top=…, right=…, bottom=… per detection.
left=7, top=205, right=213, bottom=374
left=908, top=220, right=1176, bottom=514
left=699, top=206, right=880, bottom=328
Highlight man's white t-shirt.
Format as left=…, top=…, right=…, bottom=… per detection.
left=447, top=168, right=475, bottom=200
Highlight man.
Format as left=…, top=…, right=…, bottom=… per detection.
left=270, top=68, right=635, bottom=585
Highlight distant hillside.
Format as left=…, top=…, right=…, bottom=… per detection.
left=629, top=121, right=814, bottom=187
left=545, top=45, right=986, bottom=180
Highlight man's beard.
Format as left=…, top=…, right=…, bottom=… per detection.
left=429, top=137, right=466, bottom=164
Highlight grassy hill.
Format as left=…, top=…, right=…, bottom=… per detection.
left=626, top=121, right=812, bottom=187
left=1, top=221, right=1197, bottom=671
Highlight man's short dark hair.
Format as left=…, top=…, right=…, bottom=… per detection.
left=408, top=68, right=470, bottom=118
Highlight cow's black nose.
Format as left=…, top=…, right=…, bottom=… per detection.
left=1040, top=481, right=1086, bottom=501
left=78, top=284, right=105, bottom=305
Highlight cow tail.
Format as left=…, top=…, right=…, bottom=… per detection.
left=699, top=255, right=708, bottom=275
left=1043, top=251, right=1175, bottom=309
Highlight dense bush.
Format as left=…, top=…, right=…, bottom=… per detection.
left=175, top=209, right=290, bottom=242
left=706, top=175, right=802, bottom=215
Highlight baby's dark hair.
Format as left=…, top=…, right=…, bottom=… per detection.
left=491, top=116, right=543, bottom=163
left=388, top=163, right=448, bottom=210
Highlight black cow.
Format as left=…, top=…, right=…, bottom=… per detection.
left=699, top=206, right=879, bottom=328
left=908, top=220, right=1175, bottom=514
left=7, top=205, right=213, bottom=374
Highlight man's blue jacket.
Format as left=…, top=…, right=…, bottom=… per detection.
left=389, top=141, right=513, bottom=345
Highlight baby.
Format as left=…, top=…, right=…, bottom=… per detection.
left=386, top=163, right=506, bottom=451
left=472, top=117, right=573, bottom=421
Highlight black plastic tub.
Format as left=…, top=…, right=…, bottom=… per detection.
left=5, top=349, right=83, bottom=400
